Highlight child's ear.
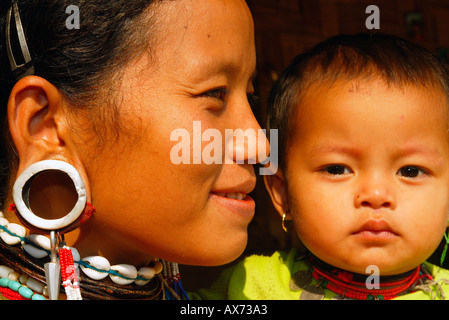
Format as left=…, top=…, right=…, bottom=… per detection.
left=264, top=169, right=291, bottom=220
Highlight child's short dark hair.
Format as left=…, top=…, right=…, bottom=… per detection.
left=267, top=33, right=449, bottom=171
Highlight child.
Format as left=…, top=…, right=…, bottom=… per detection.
left=192, top=33, right=449, bottom=300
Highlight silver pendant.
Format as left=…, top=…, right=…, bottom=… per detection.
left=290, top=271, right=313, bottom=291
left=300, top=285, right=325, bottom=300
left=44, top=231, right=60, bottom=300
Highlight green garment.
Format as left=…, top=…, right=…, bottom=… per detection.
left=190, top=248, right=449, bottom=300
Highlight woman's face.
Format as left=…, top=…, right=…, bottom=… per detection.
left=71, top=0, right=266, bottom=266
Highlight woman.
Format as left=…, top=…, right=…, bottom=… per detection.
left=0, top=0, right=268, bottom=300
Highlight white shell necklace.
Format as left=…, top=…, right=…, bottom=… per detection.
left=0, top=210, right=183, bottom=300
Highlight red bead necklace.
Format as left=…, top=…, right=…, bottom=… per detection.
left=309, top=256, right=431, bottom=300
left=0, top=287, right=29, bottom=300
left=59, top=245, right=82, bottom=300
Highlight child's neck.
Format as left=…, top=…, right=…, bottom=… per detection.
left=307, top=253, right=430, bottom=300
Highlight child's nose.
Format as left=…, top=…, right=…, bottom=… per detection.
left=354, top=176, right=396, bottom=210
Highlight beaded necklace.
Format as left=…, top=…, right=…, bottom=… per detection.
left=0, top=208, right=188, bottom=300
left=308, top=254, right=431, bottom=300
left=0, top=267, right=46, bottom=300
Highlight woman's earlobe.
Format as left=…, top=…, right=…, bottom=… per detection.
left=7, top=76, right=92, bottom=205
left=7, top=76, right=67, bottom=165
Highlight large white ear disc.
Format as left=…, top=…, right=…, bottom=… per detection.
left=12, top=160, right=87, bottom=231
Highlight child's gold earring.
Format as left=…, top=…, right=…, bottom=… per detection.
left=281, top=211, right=289, bottom=233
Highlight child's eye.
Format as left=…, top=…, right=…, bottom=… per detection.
left=321, top=165, right=352, bottom=175
left=397, top=166, right=428, bottom=178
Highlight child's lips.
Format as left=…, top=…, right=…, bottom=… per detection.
left=352, top=219, right=399, bottom=242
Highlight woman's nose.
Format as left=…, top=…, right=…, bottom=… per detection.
left=226, top=106, right=270, bottom=165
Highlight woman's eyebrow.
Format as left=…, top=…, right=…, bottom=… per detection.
left=185, top=53, right=256, bottom=84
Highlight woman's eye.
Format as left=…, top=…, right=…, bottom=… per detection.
left=202, top=88, right=228, bottom=101
left=247, top=92, right=260, bottom=108
left=397, top=166, right=428, bottom=178
left=321, top=165, right=351, bottom=175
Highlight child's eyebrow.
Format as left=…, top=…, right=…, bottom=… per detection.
left=308, top=145, right=361, bottom=158
left=397, top=144, right=443, bottom=158
left=308, top=144, right=443, bottom=159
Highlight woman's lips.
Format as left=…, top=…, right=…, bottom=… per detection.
left=209, top=191, right=256, bottom=220
left=213, top=192, right=247, bottom=200
left=352, top=220, right=399, bottom=243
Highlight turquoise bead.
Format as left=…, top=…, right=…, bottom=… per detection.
left=18, top=286, right=34, bottom=299
left=0, top=278, right=10, bottom=287
left=31, top=294, right=46, bottom=300
left=8, top=280, right=21, bottom=291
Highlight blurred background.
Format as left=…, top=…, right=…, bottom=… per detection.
left=181, top=0, right=449, bottom=291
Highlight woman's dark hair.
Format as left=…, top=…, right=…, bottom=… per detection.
left=0, top=0, right=162, bottom=206
left=267, top=33, right=449, bottom=172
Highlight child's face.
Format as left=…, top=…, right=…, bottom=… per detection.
left=268, top=78, right=449, bottom=275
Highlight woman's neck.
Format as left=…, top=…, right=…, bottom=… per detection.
left=3, top=200, right=154, bottom=267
